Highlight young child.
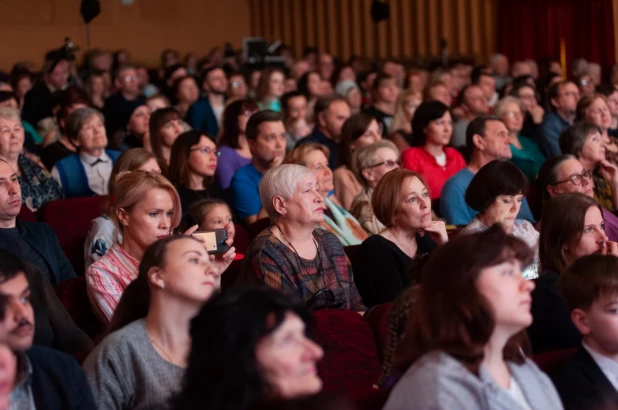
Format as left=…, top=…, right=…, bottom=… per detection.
left=189, top=199, right=242, bottom=259
left=555, top=254, right=618, bottom=410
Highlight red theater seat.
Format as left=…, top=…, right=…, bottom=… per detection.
left=38, top=196, right=109, bottom=275
left=18, top=204, right=37, bottom=222
left=532, top=348, right=577, bottom=378
left=54, top=276, right=104, bottom=341
left=364, top=302, right=393, bottom=363
left=312, top=309, right=381, bottom=398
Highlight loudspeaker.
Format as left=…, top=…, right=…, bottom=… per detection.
left=81, top=0, right=101, bottom=24
left=371, top=0, right=390, bottom=23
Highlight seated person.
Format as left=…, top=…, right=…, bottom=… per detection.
left=560, top=122, right=618, bottom=212
left=384, top=226, right=562, bottom=410
left=461, top=160, right=540, bottom=279
left=537, top=154, right=618, bottom=241
left=555, top=254, right=618, bottom=410
left=440, top=115, right=535, bottom=225
left=334, top=113, right=383, bottom=209
left=539, top=80, right=579, bottom=158
left=284, top=144, right=368, bottom=245
left=168, top=130, right=226, bottom=213
left=149, top=107, right=185, bottom=167
left=0, top=341, right=14, bottom=409
left=51, top=107, right=121, bottom=197
left=0, top=251, right=92, bottom=355
left=0, top=160, right=76, bottom=285
left=86, top=171, right=182, bottom=323
left=0, top=252, right=96, bottom=409
left=230, top=110, right=286, bottom=225
left=401, top=101, right=466, bottom=200
left=0, top=107, right=62, bottom=211
left=356, top=169, right=447, bottom=307
left=84, top=148, right=162, bottom=269
left=85, top=235, right=232, bottom=410
left=240, top=164, right=365, bottom=311
left=188, top=199, right=243, bottom=259
left=350, top=140, right=401, bottom=234
left=173, top=286, right=324, bottom=410
left=530, top=192, right=618, bottom=353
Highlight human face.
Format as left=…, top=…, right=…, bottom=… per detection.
left=394, top=176, right=432, bottom=231
left=286, top=96, right=308, bottom=122
left=585, top=98, right=613, bottom=130
left=15, top=77, right=32, bottom=99
left=576, top=293, right=618, bottom=357
left=477, top=120, right=512, bottom=160
left=0, top=274, right=34, bottom=352
left=304, top=150, right=333, bottom=196
left=320, top=101, right=350, bottom=139
left=318, top=54, right=334, bottom=80
left=338, top=67, right=356, bottom=82
left=116, top=68, right=140, bottom=96
left=160, top=118, right=184, bottom=147
left=403, top=96, right=421, bottom=120
left=481, top=194, right=523, bottom=234
left=0, top=117, right=24, bottom=158
left=464, top=86, right=488, bottom=116
left=201, top=204, right=235, bottom=242
left=228, top=75, right=248, bottom=99
left=580, top=131, right=606, bottom=165
left=283, top=173, right=325, bottom=225
left=0, top=344, right=15, bottom=409
left=157, top=238, right=222, bottom=303
left=516, top=86, right=538, bottom=113
left=554, top=82, right=580, bottom=114
left=146, top=97, right=169, bottom=112
left=362, top=147, right=400, bottom=189
left=188, top=136, right=218, bottom=178
left=567, top=206, right=608, bottom=260
left=425, top=111, right=453, bottom=146
left=119, top=188, right=175, bottom=250
left=205, top=69, right=228, bottom=95
left=268, top=72, right=286, bottom=99
left=352, top=120, right=382, bottom=150
left=167, top=67, right=188, bottom=87
left=578, top=75, right=596, bottom=97
left=248, top=121, right=286, bottom=166
left=307, top=73, right=323, bottom=97
left=377, top=79, right=400, bottom=104
left=500, top=102, right=524, bottom=133
left=549, top=159, right=594, bottom=198
left=75, top=114, right=107, bottom=155
left=476, top=259, right=534, bottom=334
left=0, top=162, right=21, bottom=223
left=89, top=76, right=106, bottom=97
left=137, top=158, right=161, bottom=173
left=479, top=75, right=496, bottom=100
left=48, top=60, right=69, bottom=90
left=429, top=84, right=451, bottom=107
left=255, top=312, right=323, bottom=399
left=128, top=106, right=151, bottom=136
left=178, top=77, right=199, bottom=105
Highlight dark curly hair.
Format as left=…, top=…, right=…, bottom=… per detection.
left=172, top=285, right=314, bottom=410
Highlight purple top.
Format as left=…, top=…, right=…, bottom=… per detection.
left=215, top=145, right=252, bottom=189
left=603, top=208, right=618, bottom=242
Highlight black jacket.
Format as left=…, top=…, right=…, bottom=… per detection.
left=22, top=83, right=55, bottom=126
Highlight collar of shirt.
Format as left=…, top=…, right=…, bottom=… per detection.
left=80, top=151, right=111, bottom=167
left=9, top=352, right=34, bottom=409
left=583, top=342, right=618, bottom=391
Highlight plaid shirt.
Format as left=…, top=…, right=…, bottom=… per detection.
left=85, top=244, right=138, bottom=323
left=242, top=227, right=365, bottom=311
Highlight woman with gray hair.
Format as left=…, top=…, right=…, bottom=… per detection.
left=349, top=140, right=401, bottom=234
left=495, top=96, right=545, bottom=183
left=0, top=106, right=62, bottom=210
left=50, top=107, right=121, bottom=198
left=240, top=164, right=366, bottom=312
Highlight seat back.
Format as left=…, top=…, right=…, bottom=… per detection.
left=247, top=218, right=270, bottom=241
left=38, top=196, right=109, bottom=275
left=221, top=258, right=243, bottom=290
left=312, top=309, right=381, bottom=398
left=18, top=204, right=37, bottom=222
left=233, top=223, right=249, bottom=254
left=54, top=276, right=104, bottom=341
left=532, top=348, right=577, bottom=378
left=364, top=302, right=393, bottom=363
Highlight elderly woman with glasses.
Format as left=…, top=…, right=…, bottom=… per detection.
left=240, top=164, right=366, bottom=312
left=350, top=140, right=401, bottom=234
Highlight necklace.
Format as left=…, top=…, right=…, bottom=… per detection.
left=149, top=336, right=176, bottom=365
left=273, top=224, right=325, bottom=291
left=388, top=228, right=416, bottom=257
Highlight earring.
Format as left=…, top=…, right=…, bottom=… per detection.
left=159, top=283, right=165, bottom=290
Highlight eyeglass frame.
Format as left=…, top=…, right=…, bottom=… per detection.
left=363, top=159, right=402, bottom=170
left=552, top=169, right=593, bottom=186
left=189, top=147, right=221, bottom=156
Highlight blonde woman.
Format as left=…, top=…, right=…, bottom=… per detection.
left=389, top=90, right=422, bottom=152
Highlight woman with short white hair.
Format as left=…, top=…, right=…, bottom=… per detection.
left=241, top=164, right=365, bottom=312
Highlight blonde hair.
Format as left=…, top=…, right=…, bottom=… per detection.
left=112, top=171, right=182, bottom=235
left=283, top=143, right=330, bottom=167
left=390, top=89, right=421, bottom=134
left=0, top=106, right=21, bottom=123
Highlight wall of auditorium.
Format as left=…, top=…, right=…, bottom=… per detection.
left=0, top=0, right=251, bottom=71
left=249, top=0, right=497, bottom=65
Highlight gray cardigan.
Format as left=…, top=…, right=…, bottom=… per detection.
left=83, top=319, right=185, bottom=410
left=383, top=350, right=564, bottom=410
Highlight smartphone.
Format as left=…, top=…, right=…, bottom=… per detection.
left=193, top=229, right=230, bottom=254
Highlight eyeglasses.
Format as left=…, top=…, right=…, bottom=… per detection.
left=123, top=75, right=138, bottom=82
left=364, top=159, right=401, bottom=170
left=553, top=169, right=593, bottom=186
left=190, top=147, right=221, bottom=156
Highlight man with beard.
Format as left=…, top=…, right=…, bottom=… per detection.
left=0, top=250, right=95, bottom=409
left=187, top=66, right=228, bottom=138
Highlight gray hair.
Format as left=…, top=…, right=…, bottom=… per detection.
left=494, top=96, right=524, bottom=119
left=353, top=140, right=399, bottom=187
left=489, top=53, right=507, bottom=66
left=259, top=164, right=315, bottom=221
left=65, top=107, right=105, bottom=143
left=0, top=107, right=21, bottom=123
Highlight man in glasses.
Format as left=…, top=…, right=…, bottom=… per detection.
left=540, top=80, right=580, bottom=158
left=103, top=64, right=144, bottom=137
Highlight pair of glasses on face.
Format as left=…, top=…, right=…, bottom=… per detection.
left=364, top=159, right=401, bottom=170
left=553, top=169, right=593, bottom=186
left=190, top=147, right=221, bottom=156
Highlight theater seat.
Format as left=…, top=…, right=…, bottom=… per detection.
left=364, top=302, right=393, bottom=363
left=532, top=348, right=577, bottom=378
left=54, top=276, right=104, bottom=341
left=247, top=218, right=270, bottom=241
left=233, top=223, right=249, bottom=254
left=221, top=258, right=243, bottom=290
left=312, top=309, right=381, bottom=398
left=17, top=204, right=37, bottom=222
left=38, top=196, right=109, bottom=275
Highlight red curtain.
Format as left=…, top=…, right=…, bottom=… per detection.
left=497, top=0, right=615, bottom=78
